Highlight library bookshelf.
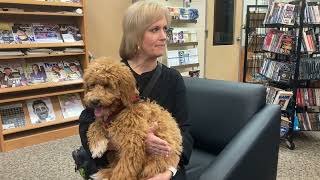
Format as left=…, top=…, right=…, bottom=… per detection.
left=0, top=0, right=88, bottom=152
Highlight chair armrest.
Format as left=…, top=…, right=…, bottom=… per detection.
left=200, top=104, right=281, bottom=180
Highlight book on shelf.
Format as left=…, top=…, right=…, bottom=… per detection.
left=59, top=25, right=82, bottom=43
left=273, top=90, right=293, bottom=110
left=297, top=112, right=320, bottom=131
left=304, top=4, right=320, bottom=24
left=12, top=24, right=36, bottom=44
left=26, top=48, right=53, bottom=55
left=260, top=58, right=294, bottom=83
left=263, top=2, right=297, bottom=25
left=32, top=23, right=63, bottom=43
left=167, top=48, right=198, bottom=67
left=58, top=93, right=84, bottom=119
left=26, top=97, right=56, bottom=124
left=63, top=48, right=84, bottom=53
left=167, top=27, right=197, bottom=43
left=0, top=61, right=27, bottom=88
left=263, top=29, right=294, bottom=55
left=0, top=103, right=26, bottom=130
left=0, top=51, right=24, bottom=56
left=167, top=7, right=199, bottom=20
left=302, top=28, right=318, bottom=53
left=299, top=57, right=320, bottom=80
left=297, top=88, right=320, bottom=107
left=43, top=61, right=66, bottom=82
left=0, top=22, right=15, bottom=44
left=24, top=62, right=47, bottom=84
left=63, top=59, right=83, bottom=80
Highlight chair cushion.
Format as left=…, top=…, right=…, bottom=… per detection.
left=186, top=148, right=216, bottom=180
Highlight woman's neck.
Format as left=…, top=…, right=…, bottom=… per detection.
left=128, top=55, right=157, bottom=75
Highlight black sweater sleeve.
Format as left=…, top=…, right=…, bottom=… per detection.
left=79, top=108, right=94, bottom=157
left=172, top=74, right=194, bottom=166
left=79, top=108, right=108, bottom=167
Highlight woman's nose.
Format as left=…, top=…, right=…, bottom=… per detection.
left=159, top=29, right=167, bottom=40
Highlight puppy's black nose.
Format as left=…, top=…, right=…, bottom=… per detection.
left=90, top=99, right=100, bottom=107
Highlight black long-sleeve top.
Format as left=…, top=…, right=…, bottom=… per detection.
left=79, top=61, right=193, bottom=167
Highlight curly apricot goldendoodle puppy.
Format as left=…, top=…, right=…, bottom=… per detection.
left=83, top=57, right=182, bottom=180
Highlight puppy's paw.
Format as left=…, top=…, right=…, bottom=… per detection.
left=91, top=168, right=112, bottom=180
left=90, top=139, right=109, bottom=158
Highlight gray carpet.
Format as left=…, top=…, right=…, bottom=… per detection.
left=0, top=132, right=319, bottom=180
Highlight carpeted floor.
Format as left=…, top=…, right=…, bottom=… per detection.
left=0, top=132, right=319, bottom=180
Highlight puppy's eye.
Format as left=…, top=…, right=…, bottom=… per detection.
left=104, top=84, right=111, bottom=89
left=88, top=84, right=95, bottom=89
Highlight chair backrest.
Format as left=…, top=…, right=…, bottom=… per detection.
left=184, top=78, right=266, bottom=154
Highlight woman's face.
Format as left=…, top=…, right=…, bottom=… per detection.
left=140, top=16, right=168, bottom=59
left=32, top=65, right=39, bottom=71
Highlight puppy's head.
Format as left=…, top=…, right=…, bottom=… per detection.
left=83, top=57, right=138, bottom=118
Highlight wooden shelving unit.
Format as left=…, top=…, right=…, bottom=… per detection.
left=0, top=0, right=88, bottom=152
left=0, top=42, right=84, bottom=49
left=0, top=52, right=85, bottom=60
left=0, top=11, right=83, bottom=16
left=0, top=0, right=83, bottom=7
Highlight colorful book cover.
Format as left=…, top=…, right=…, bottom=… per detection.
left=58, top=93, right=84, bottom=119
left=0, top=61, right=27, bottom=88
left=63, top=59, right=83, bottom=81
left=0, top=103, right=26, bottom=130
left=59, top=25, right=82, bottom=42
left=32, top=23, right=63, bottom=43
left=273, top=90, right=293, bottom=110
left=24, top=62, right=47, bottom=84
left=26, top=97, right=56, bottom=124
left=0, top=22, right=15, bottom=44
left=43, top=61, right=66, bottom=82
left=12, top=23, right=35, bottom=43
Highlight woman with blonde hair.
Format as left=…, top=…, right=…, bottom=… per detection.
left=78, top=1, right=193, bottom=180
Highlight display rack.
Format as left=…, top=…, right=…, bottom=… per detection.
left=243, top=0, right=320, bottom=150
left=0, top=0, right=88, bottom=152
left=161, top=0, right=203, bottom=77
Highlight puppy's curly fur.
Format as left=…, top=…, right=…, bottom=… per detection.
left=83, top=57, right=182, bottom=180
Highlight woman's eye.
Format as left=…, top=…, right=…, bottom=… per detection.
left=150, top=27, right=159, bottom=33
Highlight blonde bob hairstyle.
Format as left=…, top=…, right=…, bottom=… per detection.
left=119, top=0, right=171, bottom=60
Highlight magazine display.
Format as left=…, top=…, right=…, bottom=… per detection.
left=24, top=62, right=47, bottom=84
left=12, top=24, right=35, bottom=43
left=0, top=103, right=26, bottom=130
left=63, top=60, right=83, bottom=80
left=32, top=23, right=63, bottom=43
left=44, top=61, right=66, bottom=82
left=0, top=62, right=27, bottom=88
left=58, top=93, right=84, bottom=119
left=0, top=22, right=15, bottom=44
left=26, top=97, right=56, bottom=124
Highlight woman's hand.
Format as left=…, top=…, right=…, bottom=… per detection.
left=145, top=123, right=171, bottom=156
left=147, top=170, right=172, bottom=180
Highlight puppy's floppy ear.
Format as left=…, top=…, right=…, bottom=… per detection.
left=118, top=63, right=138, bottom=107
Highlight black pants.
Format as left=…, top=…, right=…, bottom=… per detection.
left=73, top=146, right=186, bottom=180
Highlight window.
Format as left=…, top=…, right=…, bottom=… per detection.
left=213, top=0, right=235, bottom=45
